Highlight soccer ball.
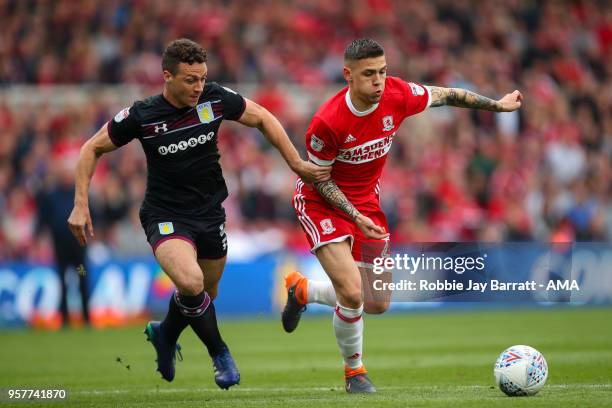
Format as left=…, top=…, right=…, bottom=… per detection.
left=493, top=345, right=548, bottom=396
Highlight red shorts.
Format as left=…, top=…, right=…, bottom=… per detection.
left=293, top=180, right=390, bottom=265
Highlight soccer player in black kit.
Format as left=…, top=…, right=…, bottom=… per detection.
left=67, top=39, right=330, bottom=389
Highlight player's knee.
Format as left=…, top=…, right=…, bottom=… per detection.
left=206, top=285, right=218, bottom=300
left=336, top=285, right=363, bottom=309
left=364, top=300, right=390, bottom=314
left=204, top=276, right=221, bottom=300
left=175, top=274, right=204, bottom=295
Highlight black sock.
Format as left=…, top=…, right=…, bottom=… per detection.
left=174, top=291, right=227, bottom=357
left=160, top=291, right=189, bottom=345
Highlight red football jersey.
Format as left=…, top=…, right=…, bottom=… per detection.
left=302, top=76, right=431, bottom=211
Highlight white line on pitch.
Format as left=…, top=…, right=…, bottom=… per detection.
left=72, top=384, right=611, bottom=395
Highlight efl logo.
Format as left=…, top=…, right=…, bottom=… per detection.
left=114, top=107, right=130, bottom=123
left=157, top=131, right=215, bottom=155
left=310, top=134, right=324, bottom=152
left=408, top=82, right=425, bottom=96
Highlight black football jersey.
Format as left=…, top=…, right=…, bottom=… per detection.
left=107, top=82, right=246, bottom=217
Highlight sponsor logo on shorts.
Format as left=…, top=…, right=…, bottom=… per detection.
left=158, top=222, right=174, bottom=235
left=219, top=223, right=227, bottom=250
left=320, top=218, right=336, bottom=235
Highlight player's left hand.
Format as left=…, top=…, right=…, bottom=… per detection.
left=355, top=214, right=390, bottom=240
left=497, top=90, right=523, bottom=112
left=293, top=160, right=331, bottom=183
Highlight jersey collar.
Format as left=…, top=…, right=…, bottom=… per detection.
left=160, top=93, right=192, bottom=112
left=345, top=90, right=379, bottom=117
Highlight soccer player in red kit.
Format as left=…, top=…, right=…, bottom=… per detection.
left=282, top=38, right=523, bottom=393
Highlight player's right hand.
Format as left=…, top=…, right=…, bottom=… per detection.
left=497, top=90, right=523, bottom=112
left=293, top=160, right=332, bottom=183
left=67, top=205, right=94, bottom=246
left=355, top=214, right=390, bottom=240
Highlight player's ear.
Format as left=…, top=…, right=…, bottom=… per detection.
left=162, top=70, right=173, bottom=83
left=343, top=66, right=352, bottom=83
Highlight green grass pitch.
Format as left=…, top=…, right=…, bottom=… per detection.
left=0, top=307, right=610, bottom=407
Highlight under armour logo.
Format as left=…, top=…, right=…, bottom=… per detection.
left=155, top=123, right=168, bottom=133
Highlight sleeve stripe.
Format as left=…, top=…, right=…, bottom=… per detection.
left=424, top=85, right=432, bottom=109
left=307, top=151, right=335, bottom=166
left=227, top=95, right=247, bottom=121
left=106, top=120, right=123, bottom=147
left=236, top=96, right=247, bottom=120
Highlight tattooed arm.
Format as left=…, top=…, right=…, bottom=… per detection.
left=316, top=180, right=360, bottom=221
left=428, top=87, right=523, bottom=112
left=315, top=179, right=389, bottom=240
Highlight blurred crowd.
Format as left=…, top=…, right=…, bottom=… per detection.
left=1, top=0, right=611, bottom=262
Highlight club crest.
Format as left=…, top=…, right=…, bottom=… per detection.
left=382, top=115, right=394, bottom=131
left=158, top=222, right=174, bottom=235
left=197, top=102, right=215, bottom=124
left=320, top=218, right=336, bottom=235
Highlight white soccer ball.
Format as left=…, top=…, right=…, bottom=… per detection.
left=493, top=345, right=548, bottom=396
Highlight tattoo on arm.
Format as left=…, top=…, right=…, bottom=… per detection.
left=428, top=86, right=502, bottom=111
left=315, top=180, right=360, bottom=221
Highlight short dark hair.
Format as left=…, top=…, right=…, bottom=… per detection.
left=344, top=38, right=384, bottom=62
left=162, top=38, right=207, bottom=75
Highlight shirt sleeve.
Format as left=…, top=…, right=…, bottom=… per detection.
left=400, top=81, right=431, bottom=117
left=219, top=85, right=247, bottom=121
left=107, top=104, right=140, bottom=147
left=305, top=116, right=338, bottom=166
